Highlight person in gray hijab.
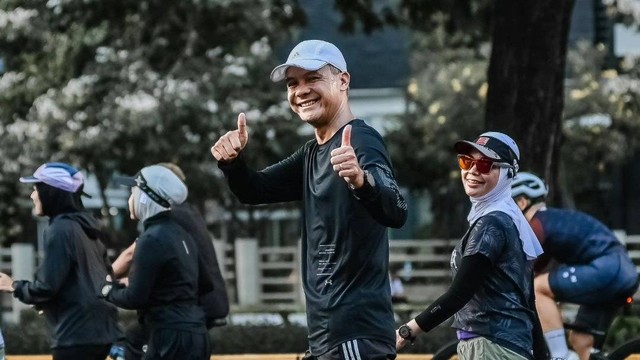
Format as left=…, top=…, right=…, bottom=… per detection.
left=103, top=165, right=213, bottom=360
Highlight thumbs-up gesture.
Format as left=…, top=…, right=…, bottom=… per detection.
left=211, top=113, right=250, bottom=162
left=330, top=124, right=365, bottom=188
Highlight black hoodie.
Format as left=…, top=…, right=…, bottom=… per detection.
left=13, top=195, right=122, bottom=348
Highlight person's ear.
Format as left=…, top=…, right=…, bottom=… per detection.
left=340, top=71, right=350, bottom=91
left=514, top=196, right=528, bottom=211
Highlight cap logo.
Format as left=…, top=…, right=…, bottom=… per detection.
left=135, top=173, right=171, bottom=208
left=476, top=137, right=489, bottom=146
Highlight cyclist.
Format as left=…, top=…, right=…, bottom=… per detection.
left=511, top=172, right=639, bottom=360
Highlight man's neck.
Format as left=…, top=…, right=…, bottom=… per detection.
left=314, top=108, right=355, bottom=144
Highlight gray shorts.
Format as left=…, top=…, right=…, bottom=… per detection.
left=457, top=337, right=527, bottom=360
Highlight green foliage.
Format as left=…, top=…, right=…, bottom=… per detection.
left=3, top=309, right=50, bottom=354
left=1, top=308, right=458, bottom=355
left=605, top=315, right=640, bottom=351
left=385, top=33, right=640, bottom=236
left=333, top=0, right=493, bottom=47
left=603, top=0, right=640, bottom=27
left=386, top=33, right=488, bottom=237
left=561, top=42, right=640, bottom=212
left=0, top=0, right=308, bottom=244
left=211, top=324, right=309, bottom=354
left=331, top=0, right=640, bottom=237
left=7, top=309, right=640, bottom=356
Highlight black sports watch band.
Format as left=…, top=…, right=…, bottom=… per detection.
left=398, top=324, right=416, bottom=344
left=349, top=169, right=375, bottom=191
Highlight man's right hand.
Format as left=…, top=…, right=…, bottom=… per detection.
left=211, top=113, right=249, bottom=162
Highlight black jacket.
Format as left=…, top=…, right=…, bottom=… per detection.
left=172, top=203, right=229, bottom=327
left=107, top=211, right=211, bottom=332
left=13, top=212, right=122, bottom=348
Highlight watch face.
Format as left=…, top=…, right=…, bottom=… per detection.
left=399, top=325, right=412, bottom=339
left=365, top=170, right=375, bottom=187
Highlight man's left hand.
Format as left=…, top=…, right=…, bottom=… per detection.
left=330, top=125, right=364, bottom=188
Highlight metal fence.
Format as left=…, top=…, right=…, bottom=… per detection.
left=220, top=233, right=640, bottom=308
left=4, top=234, right=640, bottom=321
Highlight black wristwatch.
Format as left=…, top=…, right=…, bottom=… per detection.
left=101, top=283, right=113, bottom=298
left=398, top=324, right=416, bottom=344
left=349, top=169, right=375, bottom=191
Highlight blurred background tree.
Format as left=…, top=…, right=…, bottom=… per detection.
left=332, top=0, right=639, bottom=236
left=0, top=0, right=307, bottom=245
left=0, top=0, right=638, bottom=243
left=385, top=27, right=490, bottom=237
left=561, top=41, right=640, bottom=227
left=333, top=0, right=577, bottom=203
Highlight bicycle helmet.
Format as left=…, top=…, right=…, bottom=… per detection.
left=511, top=172, right=548, bottom=199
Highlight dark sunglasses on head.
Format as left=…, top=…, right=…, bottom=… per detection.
left=457, top=154, right=509, bottom=174
left=134, top=173, right=171, bottom=208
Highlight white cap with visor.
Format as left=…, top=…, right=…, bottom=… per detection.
left=270, top=40, right=347, bottom=82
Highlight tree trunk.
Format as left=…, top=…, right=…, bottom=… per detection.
left=485, top=0, right=576, bottom=205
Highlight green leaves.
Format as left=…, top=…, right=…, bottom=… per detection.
left=0, top=0, right=306, bottom=244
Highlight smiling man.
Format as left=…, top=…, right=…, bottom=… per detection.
left=211, top=39, right=408, bottom=360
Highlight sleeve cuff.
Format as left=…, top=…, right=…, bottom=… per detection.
left=351, top=180, right=378, bottom=200
left=217, top=154, right=244, bottom=171
left=12, top=280, right=24, bottom=299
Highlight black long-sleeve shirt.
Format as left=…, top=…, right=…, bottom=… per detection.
left=220, top=119, right=407, bottom=354
left=106, top=211, right=208, bottom=332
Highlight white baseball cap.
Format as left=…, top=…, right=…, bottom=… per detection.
left=270, top=40, right=347, bottom=82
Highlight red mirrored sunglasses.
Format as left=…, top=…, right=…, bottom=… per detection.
left=457, top=155, right=508, bottom=174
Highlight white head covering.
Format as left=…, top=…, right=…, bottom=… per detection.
left=131, top=186, right=169, bottom=222
left=459, top=132, right=544, bottom=260
left=117, top=165, right=188, bottom=223
left=467, top=168, right=543, bottom=260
